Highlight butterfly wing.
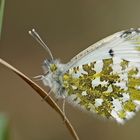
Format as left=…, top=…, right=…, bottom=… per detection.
left=67, top=28, right=140, bottom=68
left=62, top=28, right=140, bottom=123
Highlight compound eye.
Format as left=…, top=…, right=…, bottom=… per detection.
left=43, top=59, right=51, bottom=68
left=42, top=59, right=51, bottom=73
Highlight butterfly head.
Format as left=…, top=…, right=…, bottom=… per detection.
left=42, top=59, right=66, bottom=97
left=29, top=29, right=66, bottom=96
left=42, top=59, right=66, bottom=76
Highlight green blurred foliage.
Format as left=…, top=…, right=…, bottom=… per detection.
left=0, top=0, right=5, bottom=36
left=0, top=114, right=9, bottom=140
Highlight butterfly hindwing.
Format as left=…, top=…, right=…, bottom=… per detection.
left=62, top=29, right=140, bottom=123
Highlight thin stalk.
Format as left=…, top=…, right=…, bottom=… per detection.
left=0, top=58, right=79, bottom=140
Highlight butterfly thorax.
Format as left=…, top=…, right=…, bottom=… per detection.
left=42, top=59, right=67, bottom=98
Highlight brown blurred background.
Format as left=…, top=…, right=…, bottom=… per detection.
left=0, top=0, right=140, bottom=140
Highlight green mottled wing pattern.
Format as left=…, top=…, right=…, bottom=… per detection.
left=62, top=29, right=140, bottom=123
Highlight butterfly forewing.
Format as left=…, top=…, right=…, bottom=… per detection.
left=67, top=31, right=124, bottom=68
left=67, top=29, right=140, bottom=68
left=62, top=29, right=140, bottom=123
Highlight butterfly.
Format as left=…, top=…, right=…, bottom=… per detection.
left=29, top=28, right=140, bottom=124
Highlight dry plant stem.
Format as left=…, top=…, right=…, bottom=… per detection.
left=0, top=58, right=80, bottom=140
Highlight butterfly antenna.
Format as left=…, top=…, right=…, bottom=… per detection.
left=29, top=29, right=54, bottom=60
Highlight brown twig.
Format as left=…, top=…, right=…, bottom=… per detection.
left=0, top=58, right=80, bottom=140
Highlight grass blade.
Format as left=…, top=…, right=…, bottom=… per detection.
left=0, top=58, right=80, bottom=140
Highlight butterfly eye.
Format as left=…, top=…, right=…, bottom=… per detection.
left=42, top=59, right=51, bottom=73
left=43, top=59, right=51, bottom=67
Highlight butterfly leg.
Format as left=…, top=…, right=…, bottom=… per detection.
left=33, top=75, right=53, bottom=101
left=33, top=75, right=44, bottom=81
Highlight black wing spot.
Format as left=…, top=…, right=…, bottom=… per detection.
left=120, top=28, right=140, bottom=38
left=109, top=49, right=114, bottom=57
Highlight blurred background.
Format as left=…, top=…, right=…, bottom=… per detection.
left=0, top=0, right=140, bottom=140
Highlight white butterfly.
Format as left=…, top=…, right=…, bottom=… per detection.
left=29, top=28, right=140, bottom=124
